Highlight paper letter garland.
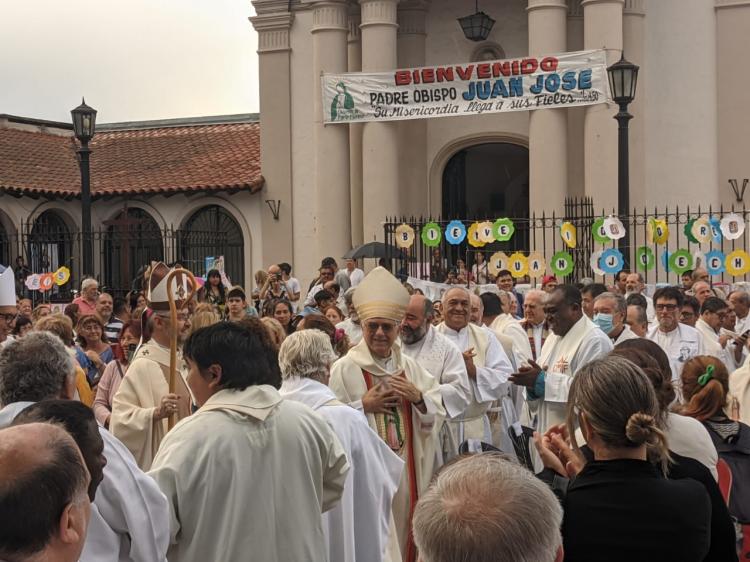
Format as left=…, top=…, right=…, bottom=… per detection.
left=691, top=216, right=712, bottom=245
left=395, top=224, right=415, bottom=249
left=599, top=248, right=624, bottom=274
left=445, top=221, right=466, bottom=245
left=720, top=213, right=745, bottom=240
left=668, top=249, right=693, bottom=275
left=726, top=249, right=750, bottom=277
left=421, top=222, right=442, bottom=247
left=478, top=221, right=495, bottom=243
left=592, top=218, right=609, bottom=244
left=527, top=252, right=546, bottom=278
left=508, top=252, right=529, bottom=278
left=603, top=216, right=626, bottom=240
left=704, top=249, right=726, bottom=276
left=493, top=218, right=515, bottom=242
left=550, top=251, right=574, bottom=276
left=467, top=222, right=485, bottom=248
left=560, top=222, right=577, bottom=249
left=488, top=252, right=509, bottom=276
left=635, top=246, right=655, bottom=272
left=590, top=250, right=605, bottom=276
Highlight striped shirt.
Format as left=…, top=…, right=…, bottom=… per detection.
left=105, top=318, right=124, bottom=344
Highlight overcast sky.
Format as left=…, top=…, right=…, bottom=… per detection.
left=1, top=0, right=259, bottom=124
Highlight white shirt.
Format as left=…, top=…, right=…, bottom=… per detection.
left=735, top=313, right=750, bottom=335
left=665, top=412, right=718, bottom=480
left=348, top=267, right=365, bottom=287
left=285, top=276, right=301, bottom=310
left=304, top=283, right=324, bottom=307
left=402, top=326, right=472, bottom=419
left=0, top=401, right=170, bottom=562
left=337, top=317, right=362, bottom=346
left=612, top=324, right=640, bottom=346
left=647, top=323, right=704, bottom=383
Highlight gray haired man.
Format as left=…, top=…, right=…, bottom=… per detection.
left=0, top=331, right=170, bottom=562
left=413, top=454, right=563, bottom=562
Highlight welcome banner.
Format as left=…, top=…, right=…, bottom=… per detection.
left=322, top=49, right=610, bottom=124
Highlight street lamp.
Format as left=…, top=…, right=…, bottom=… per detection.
left=71, top=98, right=97, bottom=277
left=458, top=0, right=495, bottom=42
left=607, top=54, right=639, bottom=265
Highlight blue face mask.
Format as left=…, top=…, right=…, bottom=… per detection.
left=593, top=313, right=614, bottom=334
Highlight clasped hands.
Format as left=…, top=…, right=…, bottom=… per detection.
left=532, top=424, right=584, bottom=479
left=362, top=371, right=425, bottom=414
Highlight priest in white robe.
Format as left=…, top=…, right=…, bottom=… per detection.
left=329, top=267, right=444, bottom=562
left=149, top=321, right=349, bottom=562
left=696, top=296, right=740, bottom=369
left=111, top=262, right=194, bottom=470
left=279, top=330, right=404, bottom=562
left=592, top=292, right=640, bottom=346
left=488, top=290, right=534, bottom=365
left=0, top=331, right=170, bottom=562
left=435, top=287, right=514, bottom=445
left=511, top=285, right=612, bottom=434
left=400, top=294, right=471, bottom=464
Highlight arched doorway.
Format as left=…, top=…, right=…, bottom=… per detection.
left=103, top=207, right=164, bottom=295
left=178, top=205, right=245, bottom=287
left=27, top=211, right=73, bottom=300
left=441, top=142, right=529, bottom=268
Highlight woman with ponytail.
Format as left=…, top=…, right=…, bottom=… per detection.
left=681, top=355, right=750, bottom=525
left=536, top=355, right=711, bottom=562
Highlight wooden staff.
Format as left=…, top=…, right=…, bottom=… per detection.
left=165, top=267, right=197, bottom=430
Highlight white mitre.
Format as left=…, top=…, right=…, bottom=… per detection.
left=147, top=262, right=194, bottom=312
left=352, top=266, right=409, bottom=322
left=0, top=266, right=16, bottom=315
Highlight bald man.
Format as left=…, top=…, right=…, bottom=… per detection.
left=0, top=423, right=92, bottom=562
left=401, top=294, right=471, bottom=463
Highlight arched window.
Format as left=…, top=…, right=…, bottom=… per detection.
left=27, top=211, right=73, bottom=299
left=103, top=208, right=164, bottom=295
left=179, top=205, right=245, bottom=287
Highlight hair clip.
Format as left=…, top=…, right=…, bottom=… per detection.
left=697, top=364, right=715, bottom=387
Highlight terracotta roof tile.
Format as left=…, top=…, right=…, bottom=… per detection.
left=0, top=120, right=262, bottom=198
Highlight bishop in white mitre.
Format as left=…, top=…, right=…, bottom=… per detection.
left=329, top=267, right=444, bottom=562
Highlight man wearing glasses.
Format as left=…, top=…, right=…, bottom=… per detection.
left=647, top=286, right=704, bottom=383
left=329, top=266, right=444, bottom=562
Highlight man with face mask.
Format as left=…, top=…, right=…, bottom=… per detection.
left=401, top=294, right=471, bottom=464
left=111, top=262, right=194, bottom=471
left=329, top=267, right=444, bottom=562
left=510, top=285, right=612, bottom=435
left=592, top=292, right=640, bottom=345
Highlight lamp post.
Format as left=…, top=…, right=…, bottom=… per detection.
left=71, top=99, right=97, bottom=277
left=607, top=54, right=639, bottom=266
left=458, top=0, right=495, bottom=42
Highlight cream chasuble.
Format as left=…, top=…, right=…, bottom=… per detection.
left=110, top=340, right=191, bottom=470
left=329, top=340, right=444, bottom=562
left=149, top=385, right=349, bottom=562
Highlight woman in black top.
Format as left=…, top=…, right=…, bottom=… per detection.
left=535, top=355, right=711, bottom=562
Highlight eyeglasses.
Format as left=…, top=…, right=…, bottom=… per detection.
left=364, top=321, right=396, bottom=333
left=655, top=303, right=678, bottom=311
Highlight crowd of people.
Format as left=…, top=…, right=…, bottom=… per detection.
left=0, top=257, right=748, bottom=562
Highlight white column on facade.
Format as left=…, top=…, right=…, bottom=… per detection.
left=566, top=0, right=585, bottom=198
left=360, top=0, right=400, bottom=243
left=582, top=0, right=623, bottom=211
left=312, top=0, right=352, bottom=259
left=250, top=5, right=295, bottom=273
left=348, top=8, right=364, bottom=247
left=527, top=0, right=568, bottom=214
left=716, top=0, right=750, bottom=205
left=397, top=0, right=429, bottom=218
left=623, top=0, right=645, bottom=208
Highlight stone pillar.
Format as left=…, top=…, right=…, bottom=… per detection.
left=250, top=7, right=295, bottom=270
left=397, top=1, right=429, bottom=218
left=715, top=0, right=747, bottom=205
left=582, top=0, right=623, bottom=211
left=312, top=1, right=352, bottom=259
left=348, top=8, right=364, bottom=247
left=527, top=0, right=568, bottom=214
left=360, top=0, right=400, bottom=243
left=567, top=0, right=585, bottom=198
left=623, top=0, right=645, bottom=209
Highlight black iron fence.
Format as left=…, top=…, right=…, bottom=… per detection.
left=384, top=198, right=750, bottom=289
left=7, top=222, right=245, bottom=304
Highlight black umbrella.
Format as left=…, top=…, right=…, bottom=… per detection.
left=343, top=241, right=410, bottom=260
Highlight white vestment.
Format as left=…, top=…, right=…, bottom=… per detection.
left=148, top=385, right=349, bottom=562
left=337, top=317, right=363, bottom=345
left=436, top=322, right=513, bottom=443
left=401, top=326, right=471, bottom=419
left=612, top=324, right=640, bottom=346
left=731, top=355, right=750, bottom=426
left=526, top=315, right=613, bottom=433
left=0, top=401, right=170, bottom=562
left=489, top=314, right=533, bottom=365
left=696, top=318, right=734, bottom=368
left=280, top=377, right=404, bottom=562
left=329, top=340, right=445, bottom=562
left=647, top=323, right=705, bottom=383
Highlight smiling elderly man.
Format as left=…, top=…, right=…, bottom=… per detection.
left=329, top=267, right=444, bottom=562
